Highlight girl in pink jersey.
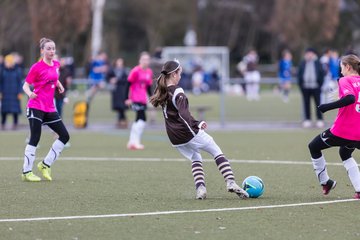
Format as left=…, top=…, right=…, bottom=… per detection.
left=125, top=52, right=153, bottom=150
left=21, top=38, right=70, bottom=182
left=308, top=54, right=360, bottom=199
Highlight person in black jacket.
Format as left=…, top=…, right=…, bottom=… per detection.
left=107, top=58, right=129, bottom=128
left=55, top=57, right=72, bottom=117
left=298, top=48, right=325, bottom=128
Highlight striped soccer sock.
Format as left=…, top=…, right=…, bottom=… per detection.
left=215, top=155, right=235, bottom=182
left=23, top=144, right=36, bottom=173
left=312, top=155, right=329, bottom=185
left=192, top=161, right=205, bottom=189
left=343, top=158, right=360, bottom=192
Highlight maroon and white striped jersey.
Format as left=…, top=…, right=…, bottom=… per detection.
left=161, top=85, right=202, bottom=145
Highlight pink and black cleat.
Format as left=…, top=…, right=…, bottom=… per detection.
left=322, top=179, right=337, bottom=195
left=354, top=192, right=360, bottom=199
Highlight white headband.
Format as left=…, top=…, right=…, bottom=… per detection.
left=166, top=59, right=180, bottom=74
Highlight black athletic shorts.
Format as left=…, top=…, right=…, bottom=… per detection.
left=131, top=103, right=147, bottom=111
left=26, top=108, right=61, bottom=125
left=321, top=128, right=360, bottom=149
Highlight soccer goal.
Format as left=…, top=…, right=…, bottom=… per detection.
left=162, top=46, right=229, bottom=82
left=162, top=46, right=229, bottom=125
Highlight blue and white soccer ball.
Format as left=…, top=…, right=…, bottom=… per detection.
left=242, top=176, right=264, bottom=198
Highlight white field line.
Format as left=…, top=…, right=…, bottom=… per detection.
left=0, top=199, right=357, bottom=223
left=0, top=157, right=346, bottom=166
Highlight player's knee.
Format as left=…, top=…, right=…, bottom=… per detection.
left=339, top=147, right=353, bottom=161
left=29, top=136, right=41, bottom=147
left=59, top=131, right=70, bottom=144
left=136, top=113, right=146, bottom=122
left=28, top=132, right=41, bottom=146
left=308, top=141, right=315, bottom=152
left=308, top=140, right=321, bottom=158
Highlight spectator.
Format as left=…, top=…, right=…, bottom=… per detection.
left=0, top=55, right=4, bottom=68
left=13, top=52, right=24, bottom=76
left=107, top=58, right=129, bottom=128
left=191, top=65, right=205, bottom=95
left=55, top=57, right=72, bottom=117
left=86, top=51, right=109, bottom=102
left=148, top=47, right=164, bottom=124
left=329, top=50, right=340, bottom=81
left=237, top=49, right=261, bottom=101
left=320, top=49, right=333, bottom=104
left=278, top=49, right=293, bottom=102
left=322, top=49, right=341, bottom=103
left=320, top=49, right=331, bottom=76
left=0, top=54, right=23, bottom=130
left=149, top=47, right=164, bottom=79
left=298, top=48, right=325, bottom=128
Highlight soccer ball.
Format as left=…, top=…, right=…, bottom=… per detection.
left=242, top=176, right=264, bottom=198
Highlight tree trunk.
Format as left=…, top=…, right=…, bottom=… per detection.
left=91, top=0, right=106, bottom=56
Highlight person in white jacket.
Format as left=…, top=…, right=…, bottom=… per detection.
left=237, top=50, right=261, bottom=101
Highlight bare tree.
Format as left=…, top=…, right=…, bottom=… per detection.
left=197, top=0, right=274, bottom=55
left=26, top=0, right=91, bottom=52
left=118, top=0, right=191, bottom=52
left=0, top=0, right=31, bottom=53
left=269, top=0, right=340, bottom=51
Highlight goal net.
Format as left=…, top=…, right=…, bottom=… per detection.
left=162, top=46, right=230, bottom=91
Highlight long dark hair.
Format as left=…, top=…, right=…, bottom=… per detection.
left=150, top=60, right=180, bottom=107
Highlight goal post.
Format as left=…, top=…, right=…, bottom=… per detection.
left=162, top=46, right=229, bottom=125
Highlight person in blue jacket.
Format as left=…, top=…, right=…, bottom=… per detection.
left=0, top=54, right=23, bottom=130
left=278, top=49, right=293, bottom=102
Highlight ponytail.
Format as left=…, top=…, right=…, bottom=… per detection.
left=150, top=73, right=169, bottom=107
left=149, top=60, right=181, bottom=108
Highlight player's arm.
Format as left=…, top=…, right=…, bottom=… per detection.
left=176, top=93, right=202, bottom=128
left=23, top=82, right=37, bottom=99
left=56, top=80, right=65, bottom=93
left=318, top=94, right=356, bottom=113
left=124, top=81, right=132, bottom=106
left=125, top=69, right=136, bottom=106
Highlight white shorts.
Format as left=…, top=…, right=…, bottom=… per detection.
left=175, top=130, right=223, bottom=162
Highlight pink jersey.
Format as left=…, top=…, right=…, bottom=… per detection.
left=26, top=59, right=60, bottom=112
left=128, top=66, right=153, bottom=104
left=331, top=75, right=360, bottom=140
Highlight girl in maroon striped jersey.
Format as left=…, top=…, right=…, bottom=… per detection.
left=150, top=60, right=248, bottom=200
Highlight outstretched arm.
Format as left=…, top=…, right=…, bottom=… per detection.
left=318, top=95, right=356, bottom=113
left=176, top=93, right=203, bottom=128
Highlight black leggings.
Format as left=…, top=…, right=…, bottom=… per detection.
left=308, top=129, right=360, bottom=161
left=28, top=118, right=70, bottom=147
left=132, top=103, right=146, bottom=122
left=117, top=109, right=126, bottom=121
left=301, top=88, right=323, bottom=120
left=135, top=110, right=146, bottom=122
